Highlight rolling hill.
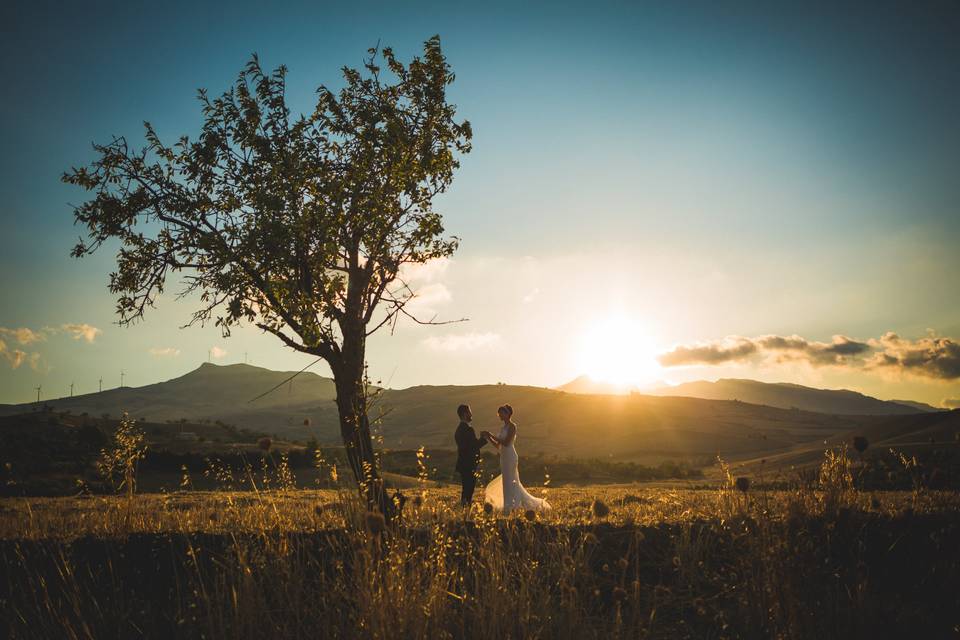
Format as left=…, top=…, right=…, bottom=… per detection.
left=646, top=378, right=939, bottom=415
left=1, top=364, right=952, bottom=464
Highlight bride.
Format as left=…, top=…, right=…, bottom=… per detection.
left=484, top=404, right=551, bottom=514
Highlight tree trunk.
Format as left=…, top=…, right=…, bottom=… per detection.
left=332, top=327, right=395, bottom=521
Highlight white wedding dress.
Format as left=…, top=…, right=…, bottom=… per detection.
left=484, top=422, right=551, bottom=514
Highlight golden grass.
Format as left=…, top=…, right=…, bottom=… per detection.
left=2, top=449, right=959, bottom=639
left=2, top=486, right=957, bottom=541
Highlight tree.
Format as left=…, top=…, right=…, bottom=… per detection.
left=63, top=36, right=472, bottom=518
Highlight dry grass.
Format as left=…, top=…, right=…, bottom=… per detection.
left=1, top=486, right=957, bottom=541
left=2, top=449, right=959, bottom=639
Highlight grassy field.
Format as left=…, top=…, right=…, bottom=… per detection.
left=3, top=456, right=960, bottom=639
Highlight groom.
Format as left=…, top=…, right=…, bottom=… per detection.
left=454, top=404, right=489, bottom=506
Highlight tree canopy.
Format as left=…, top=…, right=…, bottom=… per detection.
left=64, top=36, right=472, bottom=516
left=64, top=35, right=472, bottom=363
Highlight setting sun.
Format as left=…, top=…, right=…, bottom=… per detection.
left=576, top=315, right=662, bottom=387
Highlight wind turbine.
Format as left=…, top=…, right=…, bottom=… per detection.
left=99, top=378, right=103, bottom=393
left=35, top=385, right=41, bottom=403
left=120, top=370, right=125, bottom=388
left=70, top=382, right=74, bottom=397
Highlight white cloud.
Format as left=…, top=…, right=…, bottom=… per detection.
left=0, top=327, right=46, bottom=345
left=401, top=257, right=451, bottom=284
left=61, top=323, right=102, bottom=343
left=404, top=282, right=453, bottom=318
left=149, top=347, right=181, bottom=358
left=423, top=332, right=501, bottom=352
left=210, top=346, right=228, bottom=359
left=0, top=338, right=42, bottom=370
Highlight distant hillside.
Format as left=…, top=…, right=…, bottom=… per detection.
left=888, top=399, right=942, bottom=413
left=0, top=363, right=901, bottom=462
left=648, top=378, right=935, bottom=415
left=556, top=375, right=641, bottom=395
left=0, top=363, right=340, bottom=434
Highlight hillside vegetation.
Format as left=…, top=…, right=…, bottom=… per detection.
left=3, top=364, right=950, bottom=465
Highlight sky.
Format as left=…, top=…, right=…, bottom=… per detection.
left=1, top=0, right=958, bottom=407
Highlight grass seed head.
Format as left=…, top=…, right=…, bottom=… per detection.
left=592, top=499, right=610, bottom=518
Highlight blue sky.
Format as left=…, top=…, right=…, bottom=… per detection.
left=1, top=0, right=958, bottom=405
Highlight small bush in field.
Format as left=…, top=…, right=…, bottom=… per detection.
left=592, top=499, right=610, bottom=518
left=96, top=413, right=147, bottom=498
left=853, top=436, right=869, bottom=454
left=819, top=444, right=855, bottom=514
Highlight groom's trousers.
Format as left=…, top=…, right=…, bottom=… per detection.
left=460, top=470, right=477, bottom=505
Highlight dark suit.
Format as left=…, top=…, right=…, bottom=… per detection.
left=455, top=420, right=486, bottom=505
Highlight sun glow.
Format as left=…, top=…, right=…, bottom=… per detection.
left=576, top=315, right=662, bottom=388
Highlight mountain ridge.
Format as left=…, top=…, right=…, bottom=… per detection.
left=594, top=377, right=937, bottom=415
left=0, top=364, right=947, bottom=462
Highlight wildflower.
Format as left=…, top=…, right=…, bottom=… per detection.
left=592, top=499, right=610, bottom=518
left=258, top=437, right=272, bottom=451
left=735, top=477, right=750, bottom=493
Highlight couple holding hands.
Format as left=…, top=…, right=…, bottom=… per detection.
left=454, top=403, right=551, bottom=514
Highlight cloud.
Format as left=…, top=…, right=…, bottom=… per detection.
left=865, top=332, right=960, bottom=380
left=0, top=338, right=42, bottom=370
left=423, top=332, right=500, bottom=352
left=394, top=258, right=455, bottom=319
left=210, top=346, right=228, bottom=359
left=61, top=323, right=102, bottom=343
left=657, top=331, right=958, bottom=380
left=0, top=327, right=46, bottom=345
left=942, top=398, right=960, bottom=409
left=403, top=282, right=453, bottom=318
left=657, top=336, right=758, bottom=366
left=757, top=334, right=871, bottom=366
left=0, top=323, right=96, bottom=370
left=401, top=257, right=451, bottom=284
left=149, top=347, right=181, bottom=358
